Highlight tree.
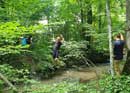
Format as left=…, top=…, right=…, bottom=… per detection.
left=122, top=0, right=130, bottom=74
left=0, top=0, right=49, bottom=25
left=106, top=0, right=114, bottom=76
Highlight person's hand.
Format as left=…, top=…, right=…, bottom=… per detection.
left=120, top=33, right=124, bottom=40
left=119, top=33, right=122, bottom=36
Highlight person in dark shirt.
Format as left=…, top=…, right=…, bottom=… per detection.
left=53, top=35, right=64, bottom=61
left=27, top=35, right=32, bottom=44
left=113, top=33, right=125, bottom=75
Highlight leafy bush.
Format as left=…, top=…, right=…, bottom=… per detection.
left=0, top=80, right=4, bottom=92
left=0, top=64, right=30, bottom=84
left=99, top=75, right=130, bottom=93
left=0, top=22, right=42, bottom=63
left=91, top=33, right=109, bottom=52
left=31, top=34, right=64, bottom=79
left=24, top=81, right=89, bottom=93
left=0, top=22, right=30, bottom=63
left=61, top=41, right=89, bottom=66
left=0, top=22, right=34, bottom=46
left=23, top=75, right=130, bottom=93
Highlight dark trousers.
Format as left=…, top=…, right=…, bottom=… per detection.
left=53, top=49, right=59, bottom=59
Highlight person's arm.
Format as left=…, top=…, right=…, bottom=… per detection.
left=120, top=33, right=124, bottom=40
left=61, top=37, right=64, bottom=43
left=60, top=34, right=64, bottom=43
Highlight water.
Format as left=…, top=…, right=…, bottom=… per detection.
left=3, top=63, right=110, bottom=93
left=41, top=63, right=109, bottom=84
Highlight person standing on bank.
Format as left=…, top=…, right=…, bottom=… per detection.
left=53, top=34, right=64, bottom=61
left=113, top=33, right=125, bottom=75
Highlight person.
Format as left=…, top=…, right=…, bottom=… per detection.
left=21, top=36, right=27, bottom=46
left=53, top=34, right=64, bottom=61
left=113, top=33, right=125, bottom=75
left=27, top=35, right=32, bottom=44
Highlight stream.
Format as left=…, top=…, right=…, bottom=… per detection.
left=41, top=63, right=110, bottom=84
left=3, top=63, right=110, bottom=93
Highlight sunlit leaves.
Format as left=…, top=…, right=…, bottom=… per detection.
left=0, top=22, right=42, bottom=56
left=0, top=0, right=49, bottom=24
left=69, top=0, right=76, bottom=3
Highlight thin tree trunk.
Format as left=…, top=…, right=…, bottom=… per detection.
left=125, top=0, right=130, bottom=50
left=87, top=4, right=92, bottom=24
left=123, top=50, right=130, bottom=74
left=79, top=1, right=85, bottom=39
left=122, top=0, right=130, bottom=74
left=98, top=1, right=102, bottom=32
left=106, top=0, right=114, bottom=76
left=86, top=4, right=92, bottom=48
left=81, top=8, right=84, bottom=24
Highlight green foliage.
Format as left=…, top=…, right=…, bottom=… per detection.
left=0, top=64, right=30, bottom=84
left=0, top=22, right=43, bottom=64
left=24, top=81, right=88, bottom=93
left=0, top=0, right=50, bottom=25
left=99, top=75, right=130, bottom=93
left=0, top=80, right=4, bottom=92
left=23, top=75, right=130, bottom=93
left=0, top=1, right=127, bottom=92
left=0, top=22, right=32, bottom=46
left=31, top=34, right=52, bottom=62
left=61, top=41, right=89, bottom=66
left=31, top=34, right=57, bottom=78
left=92, top=32, right=109, bottom=52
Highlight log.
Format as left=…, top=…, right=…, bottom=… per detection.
left=0, top=73, right=17, bottom=92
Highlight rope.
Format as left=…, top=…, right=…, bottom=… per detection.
left=81, top=56, right=101, bottom=92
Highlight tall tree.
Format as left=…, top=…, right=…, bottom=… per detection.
left=106, top=0, right=114, bottom=76
left=122, top=0, right=130, bottom=74
left=97, top=1, right=102, bottom=32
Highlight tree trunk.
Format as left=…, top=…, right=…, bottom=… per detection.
left=86, top=4, right=92, bottom=48
left=125, top=0, right=130, bottom=50
left=106, top=0, right=114, bottom=76
left=87, top=4, right=92, bottom=24
left=98, top=1, right=102, bottom=32
left=123, top=50, right=130, bottom=74
left=81, top=8, right=84, bottom=24
left=78, top=0, right=92, bottom=40
left=122, top=0, right=130, bottom=74
left=80, top=1, right=85, bottom=39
